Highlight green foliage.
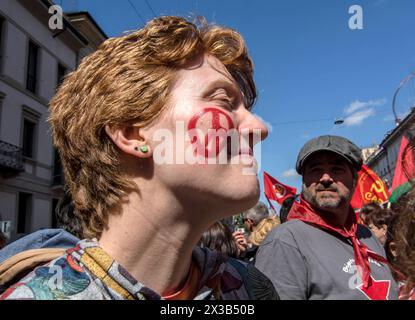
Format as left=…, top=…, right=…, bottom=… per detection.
left=233, top=214, right=245, bottom=230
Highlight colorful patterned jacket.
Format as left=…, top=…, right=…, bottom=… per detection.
left=0, top=239, right=277, bottom=300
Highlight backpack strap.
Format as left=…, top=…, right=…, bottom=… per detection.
left=227, top=257, right=279, bottom=300
left=227, top=257, right=254, bottom=299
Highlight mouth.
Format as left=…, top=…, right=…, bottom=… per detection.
left=238, top=148, right=253, bottom=156
left=226, top=147, right=254, bottom=160
left=226, top=136, right=254, bottom=159
left=316, top=190, right=339, bottom=199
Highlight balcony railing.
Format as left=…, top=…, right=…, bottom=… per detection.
left=0, top=140, right=24, bottom=172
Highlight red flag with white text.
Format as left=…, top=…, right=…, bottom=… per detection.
left=263, top=171, right=297, bottom=205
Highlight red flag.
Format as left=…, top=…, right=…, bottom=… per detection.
left=392, top=136, right=414, bottom=190
left=351, top=164, right=390, bottom=210
left=263, top=171, right=297, bottom=205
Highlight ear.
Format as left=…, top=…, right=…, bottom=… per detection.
left=105, top=124, right=153, bottom=159
left=388, top=242, right=397, bottom=258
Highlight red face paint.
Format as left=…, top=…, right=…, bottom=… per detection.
left=187, top=107, right=235, bottom=158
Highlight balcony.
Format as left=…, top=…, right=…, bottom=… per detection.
left=0, top=140, right=24, bottom=173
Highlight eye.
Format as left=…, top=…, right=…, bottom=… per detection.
left=210, top=90, right=235, bottom=110
left=307, top=166, right=321, bottom=174
left=219, top=97, right=234, bottom=108
left=332, top=166, right=346, bottom=173
left=215, top=96, right=234, bottom=110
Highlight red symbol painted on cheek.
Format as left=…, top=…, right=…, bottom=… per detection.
left=187, top=107, right=235, bottom=158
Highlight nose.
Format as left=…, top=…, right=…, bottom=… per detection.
left=237, top=109, right=269, bottom=142
left=319, top=173, right=334, bottom=185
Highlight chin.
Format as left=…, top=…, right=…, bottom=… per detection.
left=216, top=182, right=260, bottom=216
left=316, top=196, right=340, bottom=207
left=232, top=183, right=260, bottom=212
left=316, top=201, right=341, bottom=211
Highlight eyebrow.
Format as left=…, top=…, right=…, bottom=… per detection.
left=200, top=79, right=242, bottom=100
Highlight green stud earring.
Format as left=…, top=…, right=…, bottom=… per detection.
left=140, top=145, right=149, bottom=153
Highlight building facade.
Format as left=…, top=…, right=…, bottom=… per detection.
left=361, top=145, right=380, bottom=163
left=0, top=0, right=106, bottom=242
left=366, top=108, right=415, bottom=188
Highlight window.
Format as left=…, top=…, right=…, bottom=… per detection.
left=0, top=16, right=5, bottom=64
left=22, top=118, right=35, bottom=158
left=21, top=107, right=39, bottom=160
left=52, top=148, right=63, bottom=185
left=17, top=192, right=32, bottom=234
left=0, top=92, right=4, bottom=133
left=26, top=41, right=39, bottom=93
left=56, top=63, right=66, bottom=89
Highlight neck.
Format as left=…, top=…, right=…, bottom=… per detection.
left=98, top=180, right=214, bottom=296
left=318, top=204, right=351, bottom=228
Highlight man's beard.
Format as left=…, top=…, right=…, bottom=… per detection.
left=303, top=184, right=351, bottom=212
left=314, top=192, right=342, bottom=209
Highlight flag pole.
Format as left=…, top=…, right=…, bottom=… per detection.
left=264, top=192, right=277, bottom=213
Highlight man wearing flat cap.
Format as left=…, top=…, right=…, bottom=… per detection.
left=255, top=135, right=398, bottom=300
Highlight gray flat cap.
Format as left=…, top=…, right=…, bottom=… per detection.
left=296, top=135, right=363, bottom=174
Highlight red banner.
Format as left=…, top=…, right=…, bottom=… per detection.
left=392, top=136, right=414, bottom=190
left=263, top=171, right=297, bottom=205
left=351, top=164, right=390, bottom=210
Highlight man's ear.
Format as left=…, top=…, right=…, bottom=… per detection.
left=105, top=124, right=152, bottom=158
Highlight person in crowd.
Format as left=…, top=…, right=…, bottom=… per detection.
left=240, top=201, right=270, bottom=261
left=359, top=201, right=378, bottom=224
left=361, top=202, right=395, bottom=246
left=387, top=188, right=415, bottom=299
left=198, top=221, right=246, bottom=258
left=255, top=135, right=398, bottom=299
left=249, top=216, right=280, bottom=247
left=0, top=16, right=276, bottom=300
left=243, top=216, right=280, bottom=263
left=232, top=229, right=249, bottom=258
left=242, top=201, right=270, bottom=233
left=278, top=196, right=296, bottom=224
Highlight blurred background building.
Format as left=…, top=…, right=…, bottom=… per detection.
left=0, top=0, right=106, bottom=242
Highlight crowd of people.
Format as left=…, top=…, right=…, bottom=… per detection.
left=0, top=15, right=414, bottom=300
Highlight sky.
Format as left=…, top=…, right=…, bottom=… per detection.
left=60, top=0, right=415, bottom=207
